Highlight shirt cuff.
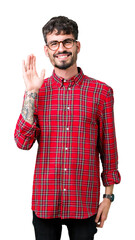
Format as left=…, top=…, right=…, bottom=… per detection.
left=17, top=113, right=37, bottom=137
left=101, top=170, right=121, bottom=186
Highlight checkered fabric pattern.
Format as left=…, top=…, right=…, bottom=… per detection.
left=14, top=67, right=121, bottom=219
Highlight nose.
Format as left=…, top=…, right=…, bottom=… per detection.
left=57, top=41, right=66, bottom=51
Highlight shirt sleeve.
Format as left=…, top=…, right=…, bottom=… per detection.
left=98, top=87, right=121, bottom=186
left=14, top=92, right=40, bottom=150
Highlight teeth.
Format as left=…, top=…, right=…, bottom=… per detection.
left=57, top=55, right=69, bottom=58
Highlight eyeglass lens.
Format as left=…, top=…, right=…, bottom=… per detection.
left=48, top=39, right=75, bottom=50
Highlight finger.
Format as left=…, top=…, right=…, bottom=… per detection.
left=96, top=217, right=104, bottom=228
left=31, top=54, right=34, bottom=70
left=22, top=60, right=26, bottom=74
left=96, top=222, right=104, bottom=228
left=95, top=210, right=101, bottom=223
left=26, top=55, right=30, bottom=70
left=40, top=69, right=45, bottom=80
left=30, top=54, right=33, bottom=70
left=31, top=54, right=35, bottom=69
left=100, top=212, right=107, bottom=228
left=33, top=55, right=36, bottom=72
left=99, top=217, right=105, bottom=228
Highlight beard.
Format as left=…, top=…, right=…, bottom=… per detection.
left=48, top=50, right=78, bottom=70
left=54, top=57, right=75, bottom=70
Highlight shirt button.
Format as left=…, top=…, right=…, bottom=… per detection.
left=67, top=107, right=70, bottom=110
left=68, top=88, right=71, bottom=90
left=65, top=147, right=68, bottom=150
left=63, top=188, right=66, bottom=191
left=64, top=168, right=67, bottom=171
left=64, top=79, right=66, bottom=82
left=66, top=127, right=69, bottom=130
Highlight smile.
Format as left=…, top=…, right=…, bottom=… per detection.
left=55, top=53, right=71, bottom=60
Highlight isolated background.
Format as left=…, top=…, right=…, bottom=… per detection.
left=0, top=0, right=134, bottom=239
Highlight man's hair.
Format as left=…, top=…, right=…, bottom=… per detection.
left=42, top=16, right=78, bottom=43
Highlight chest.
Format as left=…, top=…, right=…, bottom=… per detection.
left=37, top=86, right=102, bottom=127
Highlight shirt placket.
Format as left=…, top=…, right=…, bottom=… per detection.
left=60, top=79, right=73, bottom=218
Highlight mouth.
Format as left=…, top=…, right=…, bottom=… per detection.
left=55, top=53, right=72, bottom=60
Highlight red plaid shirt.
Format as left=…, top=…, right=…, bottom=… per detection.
left=14, top=67, right=121, bottom=219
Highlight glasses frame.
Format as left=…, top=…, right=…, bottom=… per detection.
left=46, top=38, right=77, bottom=51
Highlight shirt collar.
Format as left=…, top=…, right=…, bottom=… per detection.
left=51, top=67, right=84, bottom=88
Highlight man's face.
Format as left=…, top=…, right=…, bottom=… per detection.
left=44, top=30, right=80, bottom=70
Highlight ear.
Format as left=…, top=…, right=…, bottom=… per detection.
left=76, top=41, right=81, bottom=54
left=44, top=45, right=49, bottom=57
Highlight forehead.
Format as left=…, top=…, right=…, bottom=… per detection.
left=46, top=30, right=74, bottom=43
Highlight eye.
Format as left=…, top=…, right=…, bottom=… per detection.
left=64, top=39, right=73, bottom=44
left=50, top=41, right=58, bottom=46
left=63, top=39, right=74, bottom=48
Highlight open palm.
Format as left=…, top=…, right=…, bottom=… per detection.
left=22, top=54, right=45, bottom=92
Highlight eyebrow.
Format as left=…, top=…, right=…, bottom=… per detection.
left=48, top=40, right=58, bottom=44
left=48, top=38, right=74, bottom=44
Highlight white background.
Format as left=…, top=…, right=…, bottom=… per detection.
left=0, top=0, right=134, bottom=239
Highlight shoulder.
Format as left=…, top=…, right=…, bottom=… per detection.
left=83, top=74, right=113, bottom=97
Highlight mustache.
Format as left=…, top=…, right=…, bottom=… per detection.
left=53, top=51, right=72, bottom=57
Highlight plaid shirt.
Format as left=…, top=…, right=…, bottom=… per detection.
left=14, top=67, right=121, bottom=219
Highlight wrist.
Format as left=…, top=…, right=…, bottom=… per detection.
left=25, top=90, right=38, bottom=100
left=103, top=198, right=111, bottom=205
left=26, top=89, right=39, bottom=94
left=103, top=194, right=115, bottom=202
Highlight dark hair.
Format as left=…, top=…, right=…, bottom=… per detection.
left=42, top=16, right=78, bottom=43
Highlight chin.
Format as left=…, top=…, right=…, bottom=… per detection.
left=55, top=64, right=72, bottom=70
left=54, top=61, right=74, bottom=70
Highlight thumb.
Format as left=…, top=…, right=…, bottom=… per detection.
left=40, top=69, right=45, bottom=80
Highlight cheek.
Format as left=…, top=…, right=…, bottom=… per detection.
left=72, top=49, right=78, bottom=59
left=48, top=52, right=53, bottom=60
left=48, top=52, right=56, bottom=64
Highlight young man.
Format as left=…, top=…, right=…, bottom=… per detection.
left=14, top=16, right=121, bottom=240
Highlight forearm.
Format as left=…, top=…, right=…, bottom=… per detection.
left=14, top=113, right=40, bottom=150
left=105, top=184, right=114, bottom=194
left=15, top=89, right=40, bottom=150
left=21, top=90, right=38, bottom=125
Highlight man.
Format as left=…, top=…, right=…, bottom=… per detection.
left=14, top=16, right=121, bottom=240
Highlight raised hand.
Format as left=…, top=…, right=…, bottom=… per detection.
left=22, top=54, right=45, bottom=92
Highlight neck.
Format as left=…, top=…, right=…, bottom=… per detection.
left=54, top=63, right=78, bottom=80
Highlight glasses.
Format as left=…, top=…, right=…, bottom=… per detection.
left=46, top=38, right=77, bottom=51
